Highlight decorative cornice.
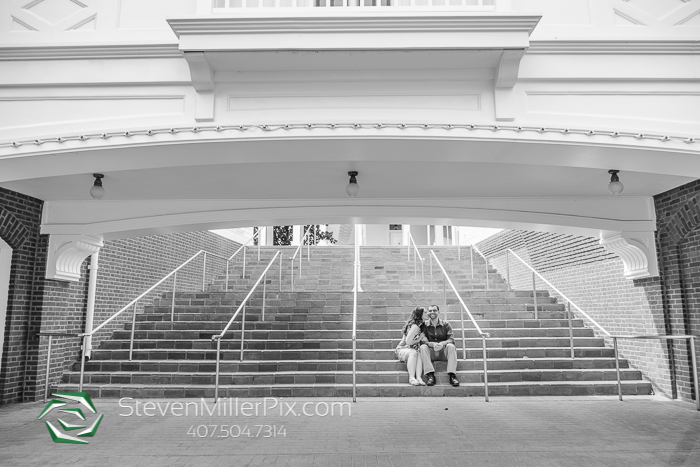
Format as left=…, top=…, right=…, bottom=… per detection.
left=599, top=232, right=657, bottom=279
left=167, top=13, right=542, bottom=39
left=0, top=43, right=183, bottom=61
left=528, top=40, right=700, bottom=55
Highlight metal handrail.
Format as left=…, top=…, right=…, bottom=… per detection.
left=352, top=226, right=360, bottom=402
left=36, top=332, right=81, bottom=403
left=407, top=231, right=425, bottom=291
left=75, top=248, right=230, bottom=391
left=506, top=249, right=611, bottom=337
left=429, top=250, right=490, bottom=402
left=609, top=334, right=699, bottom=411
left=225, top=229, right=261, bottom=291
left=471, top=244, right=490, bottom=290
left=290, top=224, right=314, bottom=291
left=212, top=250, right=282, bottom=401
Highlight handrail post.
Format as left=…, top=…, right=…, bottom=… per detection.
left=279, top=253, right=282, bottom=291
left=532, top=272, right=538, bottom=320
left=225, top=260, right=230, bottom=292
left=290, top=257, right=294, bottom=291
left=460, top=304, right=467, bottom=360
left=421, top=260, right=425, bottom=292
left=243, top=246, right=247, bottom=278
left=430, top=254, right=433, bottom=292
left=414, top=250, right=417, bottom=279
left=202, top=252, right=207, bottom=292
left=485, top=257, right=490, bottom=291
left=614, top=337, right=622, bottom=401
left=690, top=337, right=699, bottom=411
left=443, top=270, right=447, bottom=307
left=79, top=335, right=87, bottom=392
left=482, top=335, right=489, bottom=402
left=300, top=241, right=303, bottom=277
left=240, top=303, right=246, bottom=362
left=505, top=250, right=510, bottom=288
left=171, top=272, right=177, bottom=321
left=262, top=271, right=267, bottom=322
left=129, top=302, right=137, bottom=361
left=214, top=337, right=221, bottom=402
left=44, top=335, right=53, bottom=403
left=258, top=231, right=261, bottom=261
left=568, top=301, right=574, bottom=359
left=470, top=245, right=474, bottom=279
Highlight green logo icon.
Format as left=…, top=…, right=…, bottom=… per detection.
left=37, top=392, right=104, bottom=444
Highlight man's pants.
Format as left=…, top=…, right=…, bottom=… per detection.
left=420, top=343, right=457, bottom=374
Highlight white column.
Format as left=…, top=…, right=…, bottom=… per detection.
left=434, top=225, right=445, bottom=245
left=258, top=227, right=268, bottom=246
left=403, top=225, right=410, bottom=246
left=85, top=252, right=99, bottom=358
left=292, top=225, right=302, bottom=246
left=426, top=225, right=431, bottom=246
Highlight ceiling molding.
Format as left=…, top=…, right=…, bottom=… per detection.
left=0, top=43, right=183, bottom=60
left=527, top=40, right=700, bottom=55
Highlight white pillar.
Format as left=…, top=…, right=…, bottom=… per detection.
left=292, top=225, right=302, bottom=246
left=258, top=227, right=268, bottom=246
left=85, top=252, right=99, bottom=358
left=434, top=225, right=445, bottom=245
left=426, top=225, right=431, bottom=246
left=402, top=225, right=410, bottom=246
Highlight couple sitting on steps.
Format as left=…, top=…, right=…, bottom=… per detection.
left=395, top=305, right=460, bottom=387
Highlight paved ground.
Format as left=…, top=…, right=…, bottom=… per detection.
left=1, top=395, right=699, bottom=466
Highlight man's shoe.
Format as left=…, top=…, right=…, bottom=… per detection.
left=449, top=373, right=460, bottom=387
left=425, top=373, right=436, bottom=386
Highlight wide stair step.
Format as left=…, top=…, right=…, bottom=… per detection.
left=68, top=245, right=652, bottom=398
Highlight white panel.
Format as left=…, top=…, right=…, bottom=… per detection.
left=511, top=0, right=591, bottom=25
left=0, top=96, right=185, bottom=130
left=27, top=0, right=84, bottom=25
left=0, top=239, right=11, bottom=378
left=118, top=0, right=196, bottom=30
left=11, top=17, right=36, bottom=31
left=229, top=94, right=480, bottom=112
left=526, top=93, right=700, bottom=126
left=627, top=0, right=684, bottom=19
left=614, top=12, right=641, bottom=26
left=679, top=12, right=700, bottom=25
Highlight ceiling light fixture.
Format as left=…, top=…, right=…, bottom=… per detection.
left=346, top=171, right=359, bottom=197
left=90, top=173, right=105, bottom=199
left=608, top=170, right=623, bottom=195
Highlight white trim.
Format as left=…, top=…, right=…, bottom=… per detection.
left=0, top=238, right=11, bottom=378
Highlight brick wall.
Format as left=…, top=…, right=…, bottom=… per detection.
left=0, top=187, right=45, bottom=405
left=477, top=230, right=672, bottom=398
left=0, top=184, right=242, bottom=403
left=38, top=232, right=242, bottom=400
left=655, top=177, right=700, bottom=403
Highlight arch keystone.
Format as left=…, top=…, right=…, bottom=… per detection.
left=46, top=234, right=103, bottom=282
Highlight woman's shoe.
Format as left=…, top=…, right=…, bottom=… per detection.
left=416, top=378, right=426, bottom=386
left=409, top=378, right=420, bottom=386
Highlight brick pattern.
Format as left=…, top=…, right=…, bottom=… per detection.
left=0, top=187, right=45, bottom=405
left=477, top=230, right=672, bottom=398
left=655, top=177, right=700, bottom=404
left=0, top=183, right=242, bottom=403
left=37, top=232, right=243, bottom=400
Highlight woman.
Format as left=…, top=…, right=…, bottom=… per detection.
left=395, top=307, right=427, bottom=386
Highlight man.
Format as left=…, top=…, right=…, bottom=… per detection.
left=420, top=304, right=460, bottom=387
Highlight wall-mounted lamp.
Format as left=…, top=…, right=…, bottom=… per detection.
left=90, top=173, right=105, bottom=199
left=346, top=171, right=359, bottom=197
left=608, top=170, right=623, bottom=195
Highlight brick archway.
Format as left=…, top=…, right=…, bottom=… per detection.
left=0, top=206, right=30, bottom=250
left=663, top=193, right=700, bottom=246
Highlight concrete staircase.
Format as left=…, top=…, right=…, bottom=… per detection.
left=58, top=246, right=652, bottom=398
